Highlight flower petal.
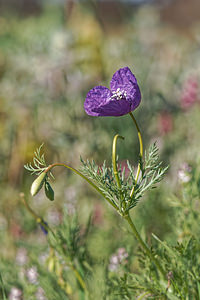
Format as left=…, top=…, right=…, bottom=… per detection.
left=110, top=67, right=138, bottom=91
left=84, top=86, right=112, bottom=116
left=92, top=99, right=132, bottom=117
left=110, top=67, right=141, bottom=112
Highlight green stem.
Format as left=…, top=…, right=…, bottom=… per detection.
left=52, top=241, right=87, bottom=292
left=112, top=134, right=124, bottom=190
left=21, top=194, right=53, bottom=236
left=112, top=134, right=125, bottom=212
left=112, top=134, right=125, bottom=203
left=124, top=213, right=166, bottom=279
left=129, top=112, right=143, bottom=199
left=70, top=264, right=87, bottom=292
left=45, top=163, right=118, bottom=211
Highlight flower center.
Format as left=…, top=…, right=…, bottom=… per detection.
left=111, top=88, right=127, bottom=101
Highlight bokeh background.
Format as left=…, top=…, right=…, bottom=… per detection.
left=0, top=0, right=200, bottom=298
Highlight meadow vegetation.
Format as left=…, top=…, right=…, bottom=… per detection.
left=0, top=2, right=200, bottom=299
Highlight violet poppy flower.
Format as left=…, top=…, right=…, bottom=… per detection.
left=84, top=67, right=141, bottom=117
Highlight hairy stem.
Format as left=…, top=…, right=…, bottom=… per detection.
left=70, top=264, right=87, bottom=292
left=21, top=193, right=50, bottom=234
left=45, top=163, right=118, bottom=210
left=129, top=112, right=143, bottom=198
left=51, top=239, right=87, bottom=292
left=112, top=134, right=125, bottom=211
left=124, top=213, right=166, bottom=278
left=112, top=134, right=124, bottom=190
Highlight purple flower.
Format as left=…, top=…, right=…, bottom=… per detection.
left=84, top=67, right=141, bottom=117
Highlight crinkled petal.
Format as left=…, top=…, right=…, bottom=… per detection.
left=110, top=67, right=141, bottom=112
left=92, top=99, right=132, bottom=117
left=110, top=67, right=138, bottom=91
left=84, top=86, right=112, bottom=116
left=129, top=85, right=141, bottom=111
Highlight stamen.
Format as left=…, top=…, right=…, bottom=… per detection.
left=111, top=88, right=127, bottom=101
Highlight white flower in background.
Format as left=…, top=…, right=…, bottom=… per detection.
left=109, top=254, right=119, bottom=271
left=9, top=287, right=22, bottom=300
left=178, top=163, right=192, bottom=183
left=108, top=248, right=128, bottom=272
left=26, top=266, right=38, bottom=284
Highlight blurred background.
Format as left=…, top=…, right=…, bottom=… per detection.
left=0, top=0, right=200, bottom=297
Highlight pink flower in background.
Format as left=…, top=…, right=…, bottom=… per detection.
left=180, top=77, right=199, bottom=110
left=26, top=266, right=38, bottom=284
left=10, top=222, right=23, bottom=238
left=92, top=203, right=104, bottom=226
left=158, top=111, right=173, bottom=135
left=108, top=248, right=128, bottom=272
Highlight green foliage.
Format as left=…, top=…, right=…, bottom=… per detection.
left=44, top=181, right=54, bottom=201
left=24, top=144, right=47, bottom=175
left=106, top=164, right=200, bottom=299
left=111, top=236, right=200, bottom=299
left=80, top=143, right=168, bottom=214
left=24, top=144, right=55, bottom=200
left=1, top=3, right=200, bottom=300
left=80, top=158, right=120, bottom=208
left=135, top=143, right=169, bottom=203
left=1, top=167, right=200, bottom=299
left=49, top=209, right=91, bottom=263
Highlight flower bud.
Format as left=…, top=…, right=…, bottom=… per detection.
left=45, top=181, right=54, bottom=201
left=30, top=172, right=47, bottom=196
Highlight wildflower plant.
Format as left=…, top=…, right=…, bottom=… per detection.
left=24, top=67, right=171, bottom=297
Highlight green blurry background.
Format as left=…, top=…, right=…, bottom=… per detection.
left=0, top=0, right=200, bottom=297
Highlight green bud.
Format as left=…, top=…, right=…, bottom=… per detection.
left=45, top=181, right=54, bottom=201
left=30, top=172, right=47, bottom=196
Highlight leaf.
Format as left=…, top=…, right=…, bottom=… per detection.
left=45, top=181, right=55, bottom=201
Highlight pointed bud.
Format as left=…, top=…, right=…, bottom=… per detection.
left=30, top=172, right=47, bottom=196
left=45, top=181, right=54, bottom=201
